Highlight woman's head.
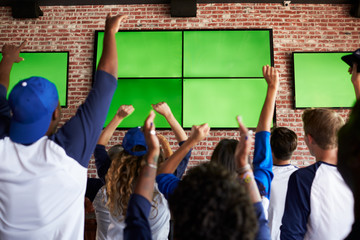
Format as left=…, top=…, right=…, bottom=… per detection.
left=210, top=139, right=238, bottom=174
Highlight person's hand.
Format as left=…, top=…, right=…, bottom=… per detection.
left=188, top=123, right=210, bottom=143
left=234, top=116, right=253, bottom=168
left=143, top=111, right=160, bottom=164
left=262, top=65, right=279, bottom=90
left=2, top=40, right=27, bottom=63
left=152, top=102, right=172, bottom=118
left=116, top=105, right=134, bottom=119
left=105, top=14, right=128, bottom=35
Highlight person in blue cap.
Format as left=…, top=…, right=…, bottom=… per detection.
left=0, top=13, right=127, bottom=240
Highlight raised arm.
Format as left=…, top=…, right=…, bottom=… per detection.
left=0, top=40, right=27, bottom=90
left=124, top=111, right=159, bottom=240
left=97, top=14, right=128, bottom=79
left=157, top=123, right=209, bottom=175
left=256, top=65, right=279, bottom=133
left=152, top=102, right=187, bottom=142
left=134, top=110, right=160, bottom=202
left=235, top=116, right=261, bottom=203
left=349, top=63, right=360, bottom=100
left=97, top=105, right=134, bottom=146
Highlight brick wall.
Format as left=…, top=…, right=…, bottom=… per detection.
left=0, top=3, right=359, bottom=177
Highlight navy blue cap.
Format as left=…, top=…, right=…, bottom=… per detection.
left=122, top=127, right=148, bottom=157
left=342, top=48, right=360, bottom=70
left=8, top=77, right=59, bottom=144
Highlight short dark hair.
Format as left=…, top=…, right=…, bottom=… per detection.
left=169, top=162, right=258, bottom=240
left=210, top=139, right=238, bottom=173
left=270, top=127, right=298, bottom=160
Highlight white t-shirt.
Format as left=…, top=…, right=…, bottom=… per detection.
left=268, top=164, right=298, bottom=240
left=103, top=184, right=170, bottom=240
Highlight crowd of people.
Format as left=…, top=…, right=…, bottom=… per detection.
left=0, top=13, right=359, bottom=240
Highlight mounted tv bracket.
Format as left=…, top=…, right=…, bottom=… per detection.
left=171, top=0, right=197, bottom=17
left=12, top=0, right=43, bottom=18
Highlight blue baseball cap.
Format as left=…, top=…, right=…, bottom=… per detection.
left=342, top=48, right=360, bottom=72
left=8, top=77, right=59, bottom=144
left=122, top=127, right=148, bottom=157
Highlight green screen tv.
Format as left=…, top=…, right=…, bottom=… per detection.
left=95, top=31, right=183, bottom=78
left=104, top=78, right=182, bottom=128
left=94, top=30, right=273, bottom=129
left=183, top=78, right=268, bottom=128
left=1, top=52, right=69, bottom=107
left=183, top=30, right=272, bottom=78
left=293, top=52, right=356, bottom=108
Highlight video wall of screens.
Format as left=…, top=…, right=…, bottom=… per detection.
left=293, top=52, right=356, bottom=108
left=94, top=30, right=273, bottom=128
left=0, top=52, right=69, bottom=107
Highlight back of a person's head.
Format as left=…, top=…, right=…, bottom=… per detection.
left=302, top=108, right=344, bottom=150
left=270, top=127, right=298, bottom=160
left=210, top=139, right=238, bottom=173
left=338, top=99, right=360, bottom=193
left=169, top=162, right=258, bottom=240
left=106, top=150, right=144, bottom=219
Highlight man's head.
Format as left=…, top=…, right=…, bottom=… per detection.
left=8, top=77, right=59, bottom=144
left=270, top=127, right=298, bottom=161
left=168, top=162, right=258, bottom=240
left=302, top=108, right=344, bottom=152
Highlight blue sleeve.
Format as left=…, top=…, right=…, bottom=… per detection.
left=280, top=164, right=318, bottom=240
left=50, top=70, right=117, bottom=168
left=253, top=131, right=274, bottom=199
left=94, top=144, right=111, bottom=184
left=156, top=173, right=180, bottom=200
left=173, top=141, right=192, bottom=178
left=124, top=194, right=152, bottom=240
left=254, top=202, right=271, bottom=240
left=0, top=84, right=10, bottom=139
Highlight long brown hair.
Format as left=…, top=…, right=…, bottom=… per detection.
left=106, top=151, right=145, bottom=219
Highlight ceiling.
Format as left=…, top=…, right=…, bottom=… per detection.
left=0, top=0, right=352, bottom=6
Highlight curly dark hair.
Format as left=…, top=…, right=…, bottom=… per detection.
left=270, top=127, right=298, bottom=160
left=169, top=162, right=258, bottom=240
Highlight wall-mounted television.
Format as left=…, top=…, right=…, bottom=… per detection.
left=1, top=52, right=69, bottom=107
left=94, top=30, right=273, bottom=128
left=293, top=52, right=356, bottom=108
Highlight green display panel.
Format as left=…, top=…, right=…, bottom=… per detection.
left=183, top=79, right=268, bottom=128
left=183, top=30, right=272, bottom=78
left=96, top=31, right=182, bottom=78
left=0, top=52, right=69, bottom=107
left=294, top=52, right=355, bottom=108
left=104, top=79, right=182, bottom=128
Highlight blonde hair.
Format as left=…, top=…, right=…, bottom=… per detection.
left=302, top=108, right=344, bottom=150
left=105, top=150, right=161, bottom=220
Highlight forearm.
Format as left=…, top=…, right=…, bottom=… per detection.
left=134, top=153, right=158, bottom=202
left=0, top=57, right=14, bottom=90
left=238, top=169, right=262, bottom=203
left=256, top=87, right=277, bottom=133
left=97, top=30, right=118, bottom=79
left=165, top=113, right=187, bottom=142
left=157, top=138, right=196, bottom=174
left=97, top=115, right=123, bottom=145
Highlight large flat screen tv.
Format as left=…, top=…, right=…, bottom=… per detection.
left=94, top=30, right=273, bottom=128
left=1, top=52, right=69, bottom=107
left=293, top=52, right=355, bottom=108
